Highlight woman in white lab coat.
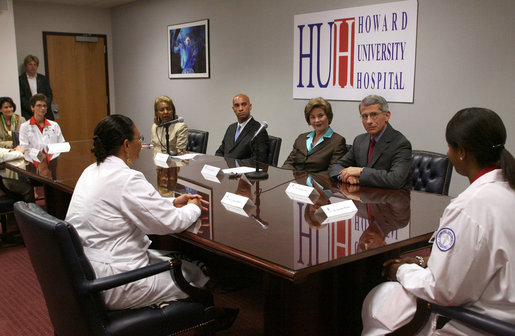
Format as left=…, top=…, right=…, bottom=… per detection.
left=65, top=114, right=209, bottom=310
left=361, top=108, right=515, bottom=335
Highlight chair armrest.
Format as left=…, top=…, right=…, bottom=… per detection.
left=430, top=303, right=515, bottom=336
left=170, top=259, right=213, bottom=307
left=84, top=260, right=172, bottom=293
left=84, top=259, right=213, bottom=307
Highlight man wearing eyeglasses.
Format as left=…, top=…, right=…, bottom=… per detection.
left=329, top=95, right=412, bottom=189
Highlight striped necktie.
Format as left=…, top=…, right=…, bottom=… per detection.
left=368, top=138, right=376, bottom=163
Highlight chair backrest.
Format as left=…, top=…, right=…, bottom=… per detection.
left=411, top=150, right=453, bottom=195
left=12, top=130, right=20, bottom=147
left=14, top=202, right=108, bottom=336
left=267, top=135, right=282, bottom=166
left=187, top=129, right=209, bottom=154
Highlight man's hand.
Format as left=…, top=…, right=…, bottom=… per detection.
left=339, top=167, right=362, bottom=183
left=347, top=176, right=360, bottom=185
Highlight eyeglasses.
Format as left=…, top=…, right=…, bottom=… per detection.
left=360, top=112, right=383, bottom=120
left=133, top=135, right=144, bottom=142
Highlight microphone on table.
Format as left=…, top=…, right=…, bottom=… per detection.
left=157, top=117, right=184, bottom=128
left=246, top=121, right=269, bottom=180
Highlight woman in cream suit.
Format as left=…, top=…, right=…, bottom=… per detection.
left=151, top=96, right=188, bottom=155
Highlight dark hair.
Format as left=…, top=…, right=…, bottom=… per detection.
left=30, top=93, right=47, bottom=107
left=0, top=97, right=16, bottom=112
left=446, top=107, right=514, bottom=189
left=92, top=114, right=135, bottom=164
left=304, top=97, right=333, bottom=125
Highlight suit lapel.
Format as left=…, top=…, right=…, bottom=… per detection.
left=368, top=124, right=393, bottom=167
left=308, top=136, right=328, bottom=156
left=229, top=118, right=254, bottom=152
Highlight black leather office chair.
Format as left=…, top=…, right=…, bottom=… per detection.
left=411, top=150, right=453, bottom=195
left=0, top=176, right=24, bottom=238
left=390, top=298, right=515, bottom=336
left=267, top=135, right=282, bottom=166
left=14, top=202, right=219, bottom=336
left=187, top=129, right=209, bottom=154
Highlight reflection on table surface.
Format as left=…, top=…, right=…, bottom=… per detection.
left=5, top=141, right=451, bottom=279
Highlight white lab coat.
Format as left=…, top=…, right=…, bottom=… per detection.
left=65, top=156, right=207, bottom=309
left=363, top=170, right=515, bottom=335
left=19, top=119, right=65, bottom=162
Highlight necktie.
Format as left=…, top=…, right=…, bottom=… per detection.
left=234, top=125, right=241, bottom=141
left=368, top=138, right=376, bottom=163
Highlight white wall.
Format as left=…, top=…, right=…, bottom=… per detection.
left=13, top=0, right=116, bottom=112
left=111, top=0, right=514, bottom=196
left=0, top=0, right=21, bottom=108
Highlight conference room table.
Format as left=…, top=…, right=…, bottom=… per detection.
left=4, top=140, right=451, bottom=335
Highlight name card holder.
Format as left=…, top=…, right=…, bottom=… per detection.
left=285, top=182, right=320, bottom=204
left=154, top=153, right=171, bottom=168
left=220, top=192, right=256, bottom=217
left=201, top=164, right=224, bottom=183
left=315, top=200, right=358, bottom=224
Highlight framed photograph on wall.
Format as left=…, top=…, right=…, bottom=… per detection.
left=168, top=19, right=209, bottom=79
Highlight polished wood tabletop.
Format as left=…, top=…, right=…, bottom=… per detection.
left=5, top=141, right=451, bottom=282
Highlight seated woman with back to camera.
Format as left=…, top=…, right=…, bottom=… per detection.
left=282, top=97, right=347, bottom=172
left=361, top=107, right=515, bottom=336
left=65, top=114, right=210, bottom=309
left=151, top=96, right=188, bottom=155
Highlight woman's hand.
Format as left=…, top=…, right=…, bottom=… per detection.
left=174, top=194, right=209, bottom=211
left=382, top=257, right=423, bottom=281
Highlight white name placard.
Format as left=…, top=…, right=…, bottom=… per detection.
left=285, top=182, right=320, bottom=204
left=45, top=142, right=71, bottom=154
left=318, top=200, right=358, bottom=224
left=220, top=192, right=255, bottom=217
left=154, top=153, right=171, bottom=168
left=201, top=164, right=223, bottom=183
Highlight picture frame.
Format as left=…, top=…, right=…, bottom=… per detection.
left=168, top=19, right=210, bottom=79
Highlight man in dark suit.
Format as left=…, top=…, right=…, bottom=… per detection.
left=19, top=55, right=54, bottom=121
left=215, top=94, right=269, bottom=163
left=329, top=95, right=412, bottom=189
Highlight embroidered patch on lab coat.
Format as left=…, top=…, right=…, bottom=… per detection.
left=436, top=227, right=455, bottom=252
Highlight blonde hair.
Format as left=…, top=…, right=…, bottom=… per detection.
left=154, top=96, right=176, bottom=124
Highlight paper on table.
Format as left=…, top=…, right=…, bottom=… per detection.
left=222, top=167, right=257, bottom=174
left=45, top=142, right=71, bottom=154
left=172, top=153, right=200, bottom=160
